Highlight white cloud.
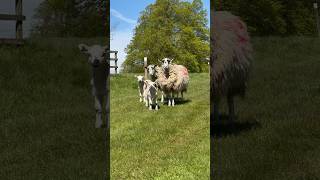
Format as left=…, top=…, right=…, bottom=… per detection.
left=110, top=9, right=136, bottom=25
left=110, top=29, right=134, bottom=74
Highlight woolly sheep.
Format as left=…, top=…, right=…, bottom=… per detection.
left=78, top=44, right=109, bottom=128
left=134, top=75, right=146, bottom=103
left=158, top=58, right=189, bottom=106
left=211, top=11, right=253, bottom=122
left=143, top=80, right=159, bottom=110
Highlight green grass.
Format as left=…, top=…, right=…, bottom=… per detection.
left=0, top=38, right=108, bottom=179
left=1, top=37, right=319, bottom=179
left=110, top=73, right=210, bottom=179
left=212, top=37, right=320, bottom=179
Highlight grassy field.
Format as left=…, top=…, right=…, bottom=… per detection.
left=212, top=37, right=320, bottom=179
left=110, top=73, right=210, bottom=179
left=1, top=37, right=319, bottom=179
left=0, top=38, right=108, bottom=179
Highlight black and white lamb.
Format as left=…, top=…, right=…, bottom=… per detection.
left=143, top=80, right=159, bottom=110
left=134, top=75, right=146, bottom=103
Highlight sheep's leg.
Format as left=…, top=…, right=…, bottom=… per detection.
left=181, top=91, right=183, bottom=99
left=227, top=95, right=235, bottom=122
left=105, top=94, right=110, bottom=129
left=139, top=92, right=143, bottom=102
left=148, top=97, right=152, bottom=110
left=145, top=98, right=149, bottom=107
left=172, top=92, right=175, bottom=106
left=161, top=91, right=164, bottom=103
left=155, top=99, right=159, bottom=110
left=94, top=95, right=103, bottom=128
left=168, top=93, right=171, bottom=106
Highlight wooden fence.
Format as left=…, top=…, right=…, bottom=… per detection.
left=0, top=0, right=25, bottom=45
left=109, top=50, right=118, bottom=74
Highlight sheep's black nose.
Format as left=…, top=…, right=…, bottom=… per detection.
left=93, top=59, right=99, bottom=67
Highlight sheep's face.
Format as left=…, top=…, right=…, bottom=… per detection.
left=160, top=58, right=173, bottom=70
left=135, top=75, right=144, bottom=82
left=144, top=80, right=158, bottom=97
left=149, top=82, right=158, bottom=96
left=147, top=65, right=156, bottom=76
left=79, top=44, right=108, bottom=67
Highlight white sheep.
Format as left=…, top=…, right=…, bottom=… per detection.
left=78, top=43, right=109, bottom=128
left=211, top=11, right=253, bottom=122
left=134, top=75, right=146, bottom=102
left=143, top=80, right=159, bottom=110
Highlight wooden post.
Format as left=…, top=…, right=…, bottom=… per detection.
left=144, top=57, right=147, bottom=79
left=314, top=2, right=320, bottom=37
left=15, top=0, right=23, bottom=42
left=114, top=52, right=118, bottom=74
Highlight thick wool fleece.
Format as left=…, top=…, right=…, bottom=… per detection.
left=211, top=11, right=252, bottom=98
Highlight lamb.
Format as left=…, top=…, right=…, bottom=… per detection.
left=211, top=11, right=253, bottom=122
left=78, top=43, right=109, bottom=128
left=147, top=64, right=164, bottom=102
left=143, top=80, right=159, bottom=110
left=158, top=58, right=189, bottom=106
left=134, top=75, right=146, bottom=102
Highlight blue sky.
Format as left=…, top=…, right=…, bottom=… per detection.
left=110, top=0, right=210, bottom=73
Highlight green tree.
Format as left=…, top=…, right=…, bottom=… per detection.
left=215, top=0, right=317, bottom=36
left=31, top=0, right=107, bottom=37
left=122, top=0, right=209, bottom=73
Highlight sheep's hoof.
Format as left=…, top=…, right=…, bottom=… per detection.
left=149, top=106, right=152, bottom=110
left=168, top=101, right=171, bottom=106
left=172, top=100, right=175, bottom=106
left=139, top=98, right=142, bottom=102
left=155, top=105, right=159, bottom=110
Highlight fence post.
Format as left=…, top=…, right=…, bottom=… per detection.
left=144, top=57, right=147, bottom=79
left=115, top=51, right=118, bottom=74
left=16, top=0, right=23, bottom=42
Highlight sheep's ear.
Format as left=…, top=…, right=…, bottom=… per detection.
left=158, top=59, right=162, bottom=63
left=170, top=58, right=174, bottom=63
left=134, top=75, right=137, bottom=78
left=79, top=44, right=89, bottom=54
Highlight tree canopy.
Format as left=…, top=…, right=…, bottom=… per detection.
left=214, top=0, right=318, bottom=36
left=31, top=0, right=108, bottom=37
left=122, top=0, right=210, bottom=73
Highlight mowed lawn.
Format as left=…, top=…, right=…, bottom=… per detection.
left=110, top=73, right=210, bottom=179
left=212, top=37, right=320, bottom=179
left=0, top=38, right=108, bottom=179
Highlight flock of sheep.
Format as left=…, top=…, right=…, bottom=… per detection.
left=135, top=58, right=190, bottom=111
left=78, top=10, right=252, bottom=127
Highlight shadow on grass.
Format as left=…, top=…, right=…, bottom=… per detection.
left=210, top=114, right=261, bottom=138
left=162, top=98, right=192, bottom=105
